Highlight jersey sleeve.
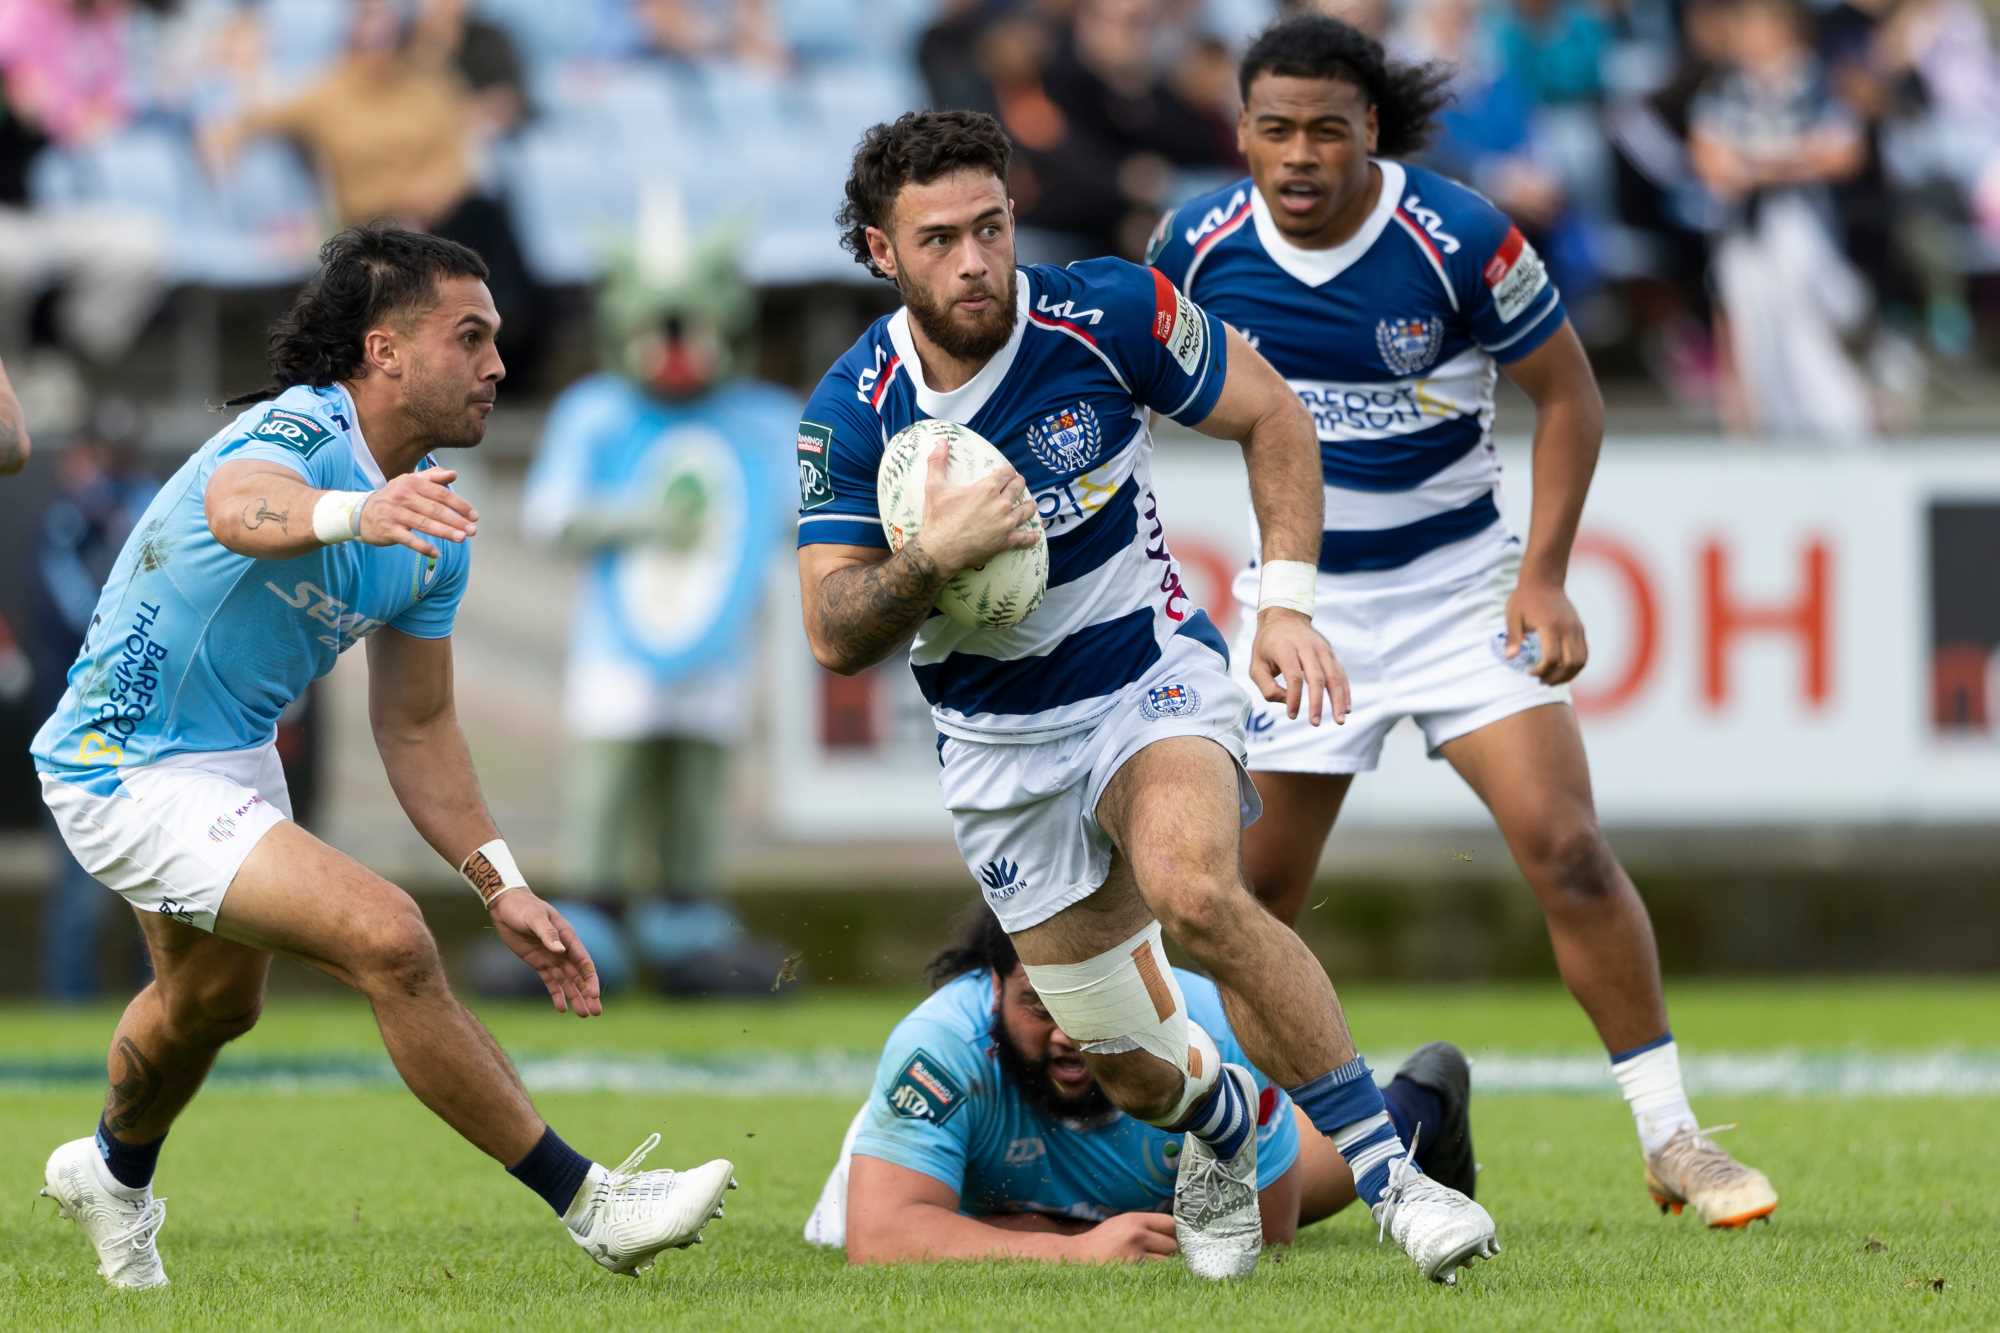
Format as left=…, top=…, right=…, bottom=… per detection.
left=388, top=461, right=472, bottom=639
left=847, top=1016, right=985, bottom=1195
left=1444, top=192, right=1566, bottom=364
left=793, top=367, right=888, bottom=550
left=212, top=404, right=353, bottom=486
left=1184, top=974, right=1299, bottom=1188
left=1061, top=258, right=1229, bottom=427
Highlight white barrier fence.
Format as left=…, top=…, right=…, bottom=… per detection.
left=765, top=440, right=2000, bottom=839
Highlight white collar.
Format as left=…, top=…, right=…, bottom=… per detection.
left=324, top=383, right=387, bottom=487
left=886, top=271, right=1031, bottom=423
left=1249, top=159, right=1405, bottom=288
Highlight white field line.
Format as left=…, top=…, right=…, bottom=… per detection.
left=4, top=1049, right=2000, bottom=1097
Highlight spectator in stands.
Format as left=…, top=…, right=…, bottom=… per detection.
left=0, top=353, right=28, bottom=475
left=28, top=400, right=155, bottom=999
left=514, top=212, right=799, bottom=997
left=1490, top=0, right=1611, bottom=107
left=0, top=0, right=168, bottom=373
left=1691, top=0, right=1874, bottom=439
left=198, top=0, right=547, bottom=379
left=414, top=0, right=532, bottom=146
left=1607, top=0, right=1733, bottom=405
left=1002, top=0, right=1241, bottom=260
left=629, top=0, right=789, bottom=72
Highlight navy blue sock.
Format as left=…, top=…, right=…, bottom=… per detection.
left=507, top=1126, right=594, bottom=1217
left=1289, top=1057, right=1413, bottom=1205
left=1179, top=1069, right=1253, bottom=1160
left=95, top=1117, right=164, bottom=1191
left=1382, top=1076, right=1444, bottom=1151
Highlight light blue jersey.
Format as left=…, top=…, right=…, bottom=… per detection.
left=521, top=374, right=799, bottom=739
left=852, top=969, right=1298, bottom=1221
left=30, top=383, right=470, bottom=793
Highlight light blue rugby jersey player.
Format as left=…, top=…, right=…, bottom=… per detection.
left=794, top=258, right=1230, bottom=741
left=31, top=383, right=470, bottom=792
left=849, top=968, right=1297, bottom=1222
left=1148, top=160, right=1566, bottom=580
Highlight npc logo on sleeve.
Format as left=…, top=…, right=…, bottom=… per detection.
left=1375, top=317, right=1444, bottom=375
left=1148, top=267, right=1207, bottom=376
left=887, top=1050, right=967, bottom=1125
left=249, top=409, right=335, bottom=459
left=1484, top=226, right=1550, bottom=324
left=797, top=421, right=835, bottom=511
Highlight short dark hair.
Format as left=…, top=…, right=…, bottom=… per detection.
left=224, top=222, right=489, bottom=407
left=1238, top=14, right=1453, bottom=159
left=837, top=110, right=1012, bottom=281
left=924, top=903, right=1019, bottom=991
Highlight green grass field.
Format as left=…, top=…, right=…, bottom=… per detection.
left=2, top=980, right=1995, bottom=1330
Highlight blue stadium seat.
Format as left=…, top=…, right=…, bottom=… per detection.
left=502, top=117, right=641, bottom=284
left=803, top=59, right=929, bottom=140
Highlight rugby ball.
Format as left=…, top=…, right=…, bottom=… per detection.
left=877, top=419, right=1048, bottom=629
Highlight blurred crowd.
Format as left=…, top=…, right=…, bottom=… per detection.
left=3, top=0, right=1998, bottom=433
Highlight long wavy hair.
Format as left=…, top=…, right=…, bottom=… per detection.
left=223, top=222, right=488, bottom=407
left=1239, top=14, right=1455, bottom=158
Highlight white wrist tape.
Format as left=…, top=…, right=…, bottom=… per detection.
left=311, top=490, right=371, bottom=544
left=1257, top=558, right=1318, bottom=616
left=459, top=838, right=527, bottom=908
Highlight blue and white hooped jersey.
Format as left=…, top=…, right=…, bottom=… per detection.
left=31, top=383, right=471, bottom=792
left=796, top=259, right=1231, bottom=743
left=851, top=968, right=1298, bottom=1221
left=1149, top=160, right=1566, bottom=579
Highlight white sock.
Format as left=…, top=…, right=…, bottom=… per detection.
left=1611, top=1038, right=1698, bottom=1156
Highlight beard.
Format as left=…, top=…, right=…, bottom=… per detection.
left=405, top=364, right=487, bottom=450
left=993, top=1014, right=1118, bottom=1126
left=899, top=263, right=1017, bottom=364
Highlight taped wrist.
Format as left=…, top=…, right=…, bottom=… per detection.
left=460, top=838, right=526, bottom=908
left=1019, top=919, right=1221, bottom=1127
left=1258, top=558, right=1317, bottom=616
left=312, top=490, right=371, bottom=544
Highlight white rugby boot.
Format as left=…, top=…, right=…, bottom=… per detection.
left=565, top=1133, right=737, bottom=1276
left=1172, top=1064, right=1262, bottom=1280
left=1645, top=1124, right=1778, bottom=1228
left=1371, top=1129, right=1500, bottom=1285
left=40, top=1137, right=169, bottom=1290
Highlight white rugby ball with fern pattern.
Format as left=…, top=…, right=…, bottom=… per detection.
left=877, top=419, right=1047, bottom=630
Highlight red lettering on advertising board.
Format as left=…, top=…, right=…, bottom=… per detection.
left=1701, top=538, right=1830, bottom=709
left=1568, top=533, right=1657, bottom=716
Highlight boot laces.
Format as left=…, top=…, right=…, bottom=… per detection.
left=1376, top=1122, right=1422, bottom=1244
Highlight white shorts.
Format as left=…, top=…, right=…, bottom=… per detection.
left=39, top=741, right=293, bottom=933
left=940, top=633, right=1261, bottom=933
left=1232, top=535, right=1571, bottom=775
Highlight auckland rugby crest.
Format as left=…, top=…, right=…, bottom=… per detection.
left=1375, top=316, right=1444, bottom=376
left=1025, top=402, right=1103, bottom=475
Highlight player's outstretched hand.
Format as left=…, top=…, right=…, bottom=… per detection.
left=1506, top=579, right=1588, bottom=685
left=912, top=440, right=1039, bottom=576
left=490, top=891, right=603, bottom=1018
left=1071, top=1212, right=1178, bottom=1263
left=357, top=469, right=479, bottom=559
left=1250, top=608, right=1350, bottom=727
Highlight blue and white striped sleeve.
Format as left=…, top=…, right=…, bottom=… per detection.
left=794, top=369, right=888, bottom=550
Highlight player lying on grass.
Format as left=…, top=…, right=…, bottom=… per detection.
left=796, top=108, right=1494, bottom=1285
left=1, top=352, right=29, bottom=475
left=30, top=225, right=733, bottom=1290
left=804, top=908, right=1476, bottom=1263
left=1147, top=14, right=1774, bottom=1228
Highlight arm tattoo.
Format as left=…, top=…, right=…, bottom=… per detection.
left=242, top=498, right=289, bottom=532
left=815, top=542, right=950, bottom=670
left=104, top=1036, right=164, bottom=1135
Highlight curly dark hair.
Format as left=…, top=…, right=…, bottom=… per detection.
left=223, top=222, right=489, bottom=407
left=924, top=902, right=1019, bottom=991
left=1238, top=14, right=1454, bottom=159
left=837, top=110, right=1013, bottom=281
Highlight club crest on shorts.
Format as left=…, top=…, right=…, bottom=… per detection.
left=1141, top=681, right=1201, bottom=720
left=1024, top=402, right=1102, bottom=474
left=1375, top=316, right=1444, bottom=376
